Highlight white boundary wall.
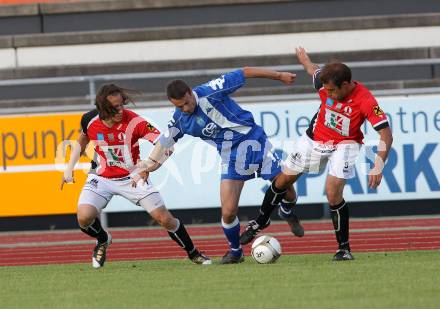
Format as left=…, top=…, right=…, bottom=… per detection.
left=3, top=26, right=440, bottom=68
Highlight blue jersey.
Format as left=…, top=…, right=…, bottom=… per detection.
left=160, top=70, right=259, bottom=150
left=159, top=69, right=281, bottom=181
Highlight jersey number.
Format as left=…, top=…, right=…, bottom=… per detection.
left=208, top=76, right=225, bottom=90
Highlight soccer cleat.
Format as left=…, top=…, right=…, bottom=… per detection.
left=92, top=232, right=112, bottom=269
left=277, top=208, right=305, bottom=237
left=220, top=250, right=244, bottom=264
left=333, top=249, right=355, bottom=261
left=189, top=250, right=212, bottom=265
left=239, top=219, right=270, bottom=245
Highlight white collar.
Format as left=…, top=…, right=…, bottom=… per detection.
left=193, top=90, right=200, bottom=106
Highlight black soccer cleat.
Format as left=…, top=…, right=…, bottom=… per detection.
left=239, top=219, right=270, bottom=245
left=188, top=250, right=212, bottom=265
left=92, top=232, right=112, bottom=269
left=219, top=250, right=244, bottom=264
left=333, top=249, right=355, bottom=261
left=278, top=208, right=305, bottom=237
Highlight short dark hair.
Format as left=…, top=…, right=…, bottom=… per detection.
left=319, top=62, right=352, bottom=88
left=166, top=79, right=191, bottom=100
left=95, top=83, right=134, bottom=120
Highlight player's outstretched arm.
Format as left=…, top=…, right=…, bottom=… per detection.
left=242, top=67, right=296, bottom=85
left=295, top=47, right=320, bottom=76
left=61, top=133, right=90, bottom=190
left=368, top=126, right=393, bottom=189
left=130, top=141, right=174, bottom=187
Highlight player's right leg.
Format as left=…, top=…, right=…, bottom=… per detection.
left=266, top=134, right=328, bottom=240
left=240, top=134, right=321, bottom=245
left=219, top=179, right=245, bottom=264
left=77, top=175, right=112, bottom=269
left=239, top=172, right=300, bottom=245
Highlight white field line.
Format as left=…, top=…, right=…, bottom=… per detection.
left=1, top=240, right=440, bottom=263
left=2, top=215, right=440, bottom=236
left=1, top=225, right=440, bottom=249
left=4, top=247, right=440, bottom=266
left=1, top=236, right=439, bottom=257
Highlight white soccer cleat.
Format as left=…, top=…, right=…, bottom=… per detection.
left=190, top=250, right=212, bottom=265
left=92, top=232, right=112, bottom=269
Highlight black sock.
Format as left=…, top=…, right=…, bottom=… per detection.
left=330, top=199, right=350, bottom=251
left=80, top=218, right=108, bottom=243
left=167, top=219, right=196, bottom=257
left=255, top=182, right=287, bottom=227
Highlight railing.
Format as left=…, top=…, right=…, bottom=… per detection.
left=0, top=58, right=440, bottom=115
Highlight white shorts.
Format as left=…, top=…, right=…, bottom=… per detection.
left=283, top=134, right=361, bottom=179
left=78, top=174, right=165, bottom=213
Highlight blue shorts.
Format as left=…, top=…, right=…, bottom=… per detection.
left=220, top=129, right=281, bottom=181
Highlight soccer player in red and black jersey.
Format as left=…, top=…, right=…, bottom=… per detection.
left=241, top=47, right=393, bottom=260
left=61, top=84, right=211, bottom=268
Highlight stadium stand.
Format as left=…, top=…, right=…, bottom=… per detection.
left=0, top=0, right=439, bottom=114
left=0, top=0, right=440, bottom=102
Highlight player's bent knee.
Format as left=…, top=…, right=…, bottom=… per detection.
left=158, top=216, right=177, bottom=230
left=221, top=203, right=238, bottom=218
left=163, top=217, right=178, bottom=231
left=326, top=193, right=343, bottom=206
left=77, top=204, right=99, bottom=228
left=77, top=214, right=94, bottom=228
left=221, top=213, right=237, bottom=224
left=275, top=173, right=298, bottom=189
left=150, top=206, right=177, bottom=230
left=285, top=185, right=297, bottom=201
left=326, top=185, right=344, bottom=205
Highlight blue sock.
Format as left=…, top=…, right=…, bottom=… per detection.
left=222, top=217, right=242, bottom=257
left=279, top=198, right=297, bottom=219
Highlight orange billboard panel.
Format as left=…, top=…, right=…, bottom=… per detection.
left=0, top=112, right=92, bottom=217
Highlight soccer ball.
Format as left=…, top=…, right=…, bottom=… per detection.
left=251, top=235, right=282, bottom=264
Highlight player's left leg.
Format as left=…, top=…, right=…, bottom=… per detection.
left=219, top=179, right=245, bottom=264
left=325, top=175, right=354, bottom=261
left=326, top=141, right=360, bottom=261
left=278, top=185, right=304, bottom=237
left=147, top=203, right=211, bottom=265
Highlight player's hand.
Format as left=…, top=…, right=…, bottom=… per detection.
left=131, top=170, right=149, bottom=188
left=295, top=46, right=319, bottom=76
left=60, top=170, right=75, bottom=190
left=295, top=46, right=311, bottom=66
left=368, top=166, right=383, bottom=189
left=279, top=72, right=296, bottom=85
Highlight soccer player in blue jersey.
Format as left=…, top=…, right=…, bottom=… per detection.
left=132, top=67, right=304, bottom=264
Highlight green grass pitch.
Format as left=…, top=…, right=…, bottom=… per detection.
left=1, top=251, right=439, bottom=309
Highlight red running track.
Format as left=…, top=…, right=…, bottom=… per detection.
left=0, top=217, right=439, bottom=266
